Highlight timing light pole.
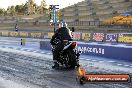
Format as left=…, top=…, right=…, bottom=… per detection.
left=49, top=5, right=59, bottom=33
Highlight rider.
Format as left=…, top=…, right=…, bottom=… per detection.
left=50, top=21, right=72, bottom=68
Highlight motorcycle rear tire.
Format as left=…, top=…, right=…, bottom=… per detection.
left=67, top=50, right=76, bottom=69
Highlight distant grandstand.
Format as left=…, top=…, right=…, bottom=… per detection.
left=0, top=0, right=132, bottom=32
left=58, top=0, right=132, bottom=32
left=60, top=0, right=132, bottom=21
left=101, top=10, right=132, bottom=25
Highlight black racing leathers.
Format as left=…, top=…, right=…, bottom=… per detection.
left=50, top=27, right=72, bottom=63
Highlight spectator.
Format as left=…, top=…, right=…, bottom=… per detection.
left=15, top=24, right=18, bottom=32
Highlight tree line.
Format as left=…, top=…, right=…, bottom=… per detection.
left=0, top=1, right=47, bottom=16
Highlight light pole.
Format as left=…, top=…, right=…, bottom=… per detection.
left=49, top=5, right=59, bottom=33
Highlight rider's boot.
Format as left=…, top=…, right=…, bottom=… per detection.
left=52, top=60, right=59, bottom=68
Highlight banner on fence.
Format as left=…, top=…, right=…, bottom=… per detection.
left=105, top=34, right=117, bottom=42
left=20, top=32, right=29, bottom=37
left=2, top=32, right=9, bottom=36
left=48, top=32, right=54, bottom=39
left=82, top=33, right=91, bottom=41
left=72, top=32, right=82, bottom=40
left=92, top=33, right=105, bottom=42
left=30, top=32, right=42, bottom=38
left=42, top=32, right=48, bottom=39
left=9, top=32, right=19, bottom=37
left=118, top=33, right=132, bottom=44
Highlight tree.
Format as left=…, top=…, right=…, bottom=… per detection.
left=2, top=0, right=48, bottom=15
left=10, top=6, right=16, bottom=15
left=6, top=6, right=15, bottom=15
left=0, top=8, right=5, bottom=16
left=23, top=1, right=28, bottom=15
left=15, top=5, right=24, bottom=15
left=40, top=0, right=47, bottom=14
left=33, top=3, right=37, bottom=14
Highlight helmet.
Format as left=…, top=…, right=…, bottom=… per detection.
left=59, top=21, right=68, bottom=28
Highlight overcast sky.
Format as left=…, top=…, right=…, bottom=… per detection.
left=0, top=0, right=84, bottom=9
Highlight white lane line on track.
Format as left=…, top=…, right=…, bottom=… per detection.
left=117, top=64, right=123, bottom=66
left=80, top=58, right=85, bottom=60
left=91, top=60, right=97, bottom=62
left=32, top=51, right=38, bottom=53
left=46, top=52, right=52, bottom=55
left=124, top=65, right=130, bottom=67
left=80, top=58, right=92, bottom=61
left=28, top=50, right=35, bottom=52
left=86, top=59, right=91, bottom=61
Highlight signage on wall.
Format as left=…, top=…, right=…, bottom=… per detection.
left=30, top=32, right=42, bottom=38
left=82, top=33, right=91, bottom=41
left=20, top=32, right=29, bottom=37
left=9, top=32, right=19, bottom=37
left=93, top=33, right=105, bottom=42
left=118, top=33, right=132, bottom=44
left=78, top=46, right=104, bottom=55
left=72, top=32, right=82, bottom=40
left=105, top=34, right=117, bottom=42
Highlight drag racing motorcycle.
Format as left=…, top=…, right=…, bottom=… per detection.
left=51, top=40, right=81, bottom=69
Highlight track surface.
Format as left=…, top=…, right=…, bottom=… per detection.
left=0, top=48, right=131, bottom=88
left=0, top=37, right=131, bottom=88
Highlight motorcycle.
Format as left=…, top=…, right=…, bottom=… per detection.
left=51, top=40, right=80, bottom=69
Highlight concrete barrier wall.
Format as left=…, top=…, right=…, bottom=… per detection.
left=40, top=40, right=132, bottom=62
left=78, top=43, right=132, bottom=61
